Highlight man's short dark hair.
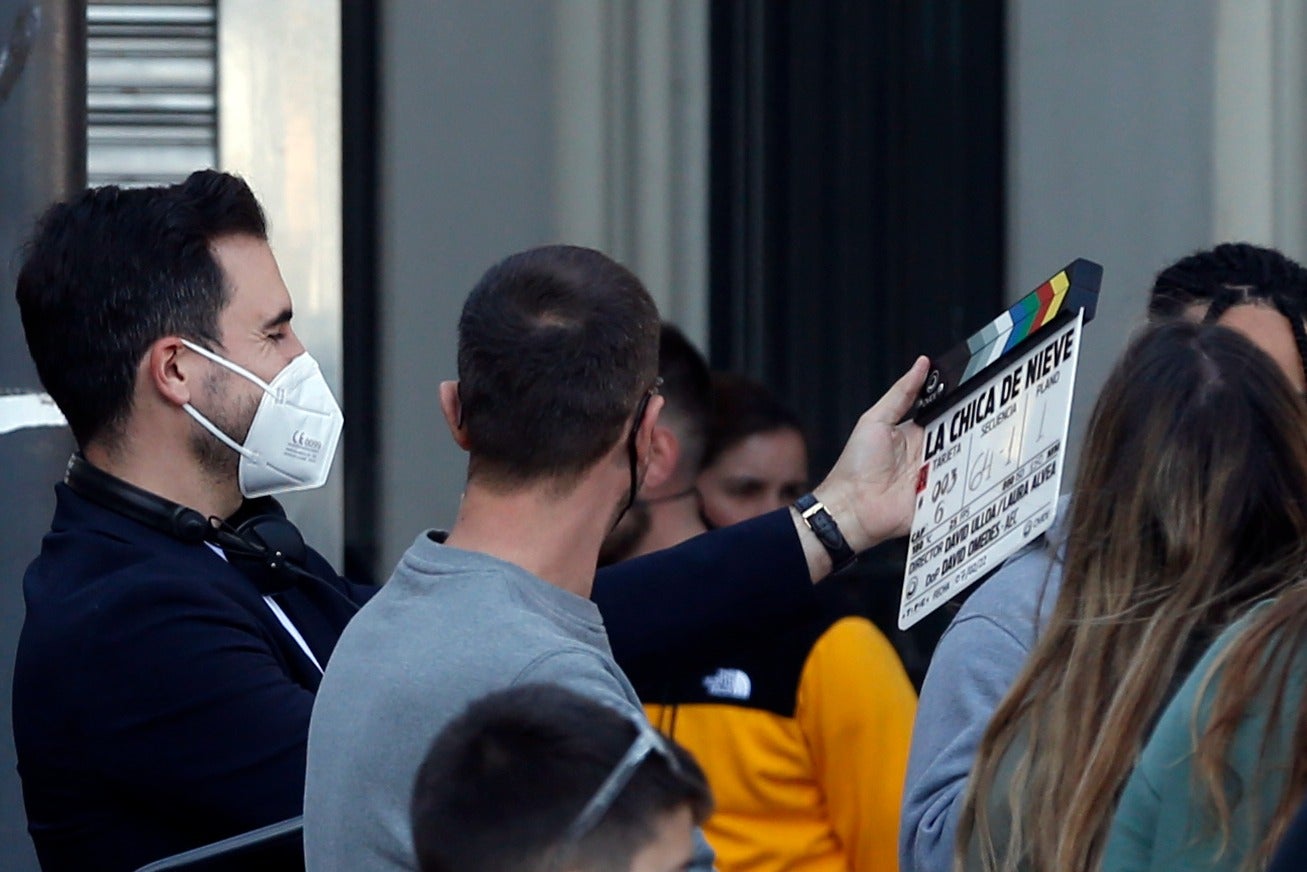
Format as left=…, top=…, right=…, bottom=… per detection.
left=15, top=170, right=267, bottom=447
left=410, top=683, right=712, bottom=872
left=456, top=245, right=660, bottom=488
left=656, top=323, right=711, bottom=476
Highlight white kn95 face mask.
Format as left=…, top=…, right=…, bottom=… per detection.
left=180, top=339, right=344, bottom=498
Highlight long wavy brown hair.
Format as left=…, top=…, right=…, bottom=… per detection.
left=956, top=321, right=1307, bottom=872
left=1192, top=581, right=1307, bottom=869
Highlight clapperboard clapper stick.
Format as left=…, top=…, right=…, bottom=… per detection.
left=898, top=259, right=1103, bottom=630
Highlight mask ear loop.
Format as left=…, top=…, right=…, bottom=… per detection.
left=177, top=339, right=276, bottom=463
left=179, top=338, right=277, bottom=395
left=182, top=404, right=261, bottom=463
left=619, top=378, right=662, bottom=519
left=623, top=394, right=652, bottom=517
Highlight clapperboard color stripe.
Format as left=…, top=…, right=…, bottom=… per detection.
left=908, top=258, right=1103, bottom=424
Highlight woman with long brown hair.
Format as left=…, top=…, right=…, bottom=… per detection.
left=955, top=320, right=1307, bottom=872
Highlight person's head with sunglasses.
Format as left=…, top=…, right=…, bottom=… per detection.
left=411, top=683, right=712, bottom=872
left=1149, top=241, right=1307, bottom=392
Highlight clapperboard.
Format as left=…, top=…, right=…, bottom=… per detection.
left=898, top=259, right=1102, bottom=630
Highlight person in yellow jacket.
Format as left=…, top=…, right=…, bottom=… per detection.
left=604, top=330, right=917, bottom=871
left=644, top=602, right=916, bottom=872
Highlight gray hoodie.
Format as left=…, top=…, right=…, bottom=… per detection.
left=899, top=497, right=1068, bottom=872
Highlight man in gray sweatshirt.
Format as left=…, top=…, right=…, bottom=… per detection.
left=899, top=243, right=1307, bottom=872
left=304, top=245, right=929, bottom=871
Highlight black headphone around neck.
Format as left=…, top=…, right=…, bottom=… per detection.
left=63, top=453, right=316, bottom=595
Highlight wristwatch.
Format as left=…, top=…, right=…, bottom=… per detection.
left=792, top=493, right=857, bottom=573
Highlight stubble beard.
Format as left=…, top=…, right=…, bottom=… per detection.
left=190, top=368, right=260, bottom=484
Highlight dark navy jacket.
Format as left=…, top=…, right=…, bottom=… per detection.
left=13, top=484, right=374, bottom=871
left=13, top=486, right=813, bottom=871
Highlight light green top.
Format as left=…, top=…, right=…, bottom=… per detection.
left=1104, top=601, right=1304, bottom=872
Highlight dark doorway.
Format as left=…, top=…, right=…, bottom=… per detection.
left=708, top=0, right=1005, bottom=474
left=341, top=0, right=380, bottom=583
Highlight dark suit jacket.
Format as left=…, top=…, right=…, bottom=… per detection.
left=12, top=484, right=373, bottom=871
left=595, top=507, right=818, bottom=672
left=13, top=487, right=813, bottom=871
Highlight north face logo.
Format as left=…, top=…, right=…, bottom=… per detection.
left=702, top=668, right=752, bottom=700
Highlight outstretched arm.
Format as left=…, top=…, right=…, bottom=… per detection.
left=595, top=357, right=929, bottom=670
left=801, top=356, right=929, bottom=578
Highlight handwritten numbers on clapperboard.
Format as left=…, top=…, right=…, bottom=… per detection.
left=969, top=449, right=994, bottom=492
left=929, top=468, right=959, bottom=524
left=930, top=468, right=958, bottom=503
left=1004, top=421, right=1020, bottom=466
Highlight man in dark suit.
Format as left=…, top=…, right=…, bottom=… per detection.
left=12, top=171, right=927, bottom=871
left=12, top=172, right=375, bottom=871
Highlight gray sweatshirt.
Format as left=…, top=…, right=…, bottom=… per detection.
left=302, top=532, right=715, bottom=871
left=899, top=499, right=1068, bottom=872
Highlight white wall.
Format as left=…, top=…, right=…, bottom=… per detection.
left=1007, top=0, right=1217, bottom=477
left=1211, top=0, right=1307, bottom=247
left=378, top=1, right=556, bottom=573
left=552, top=1, right=709, bottom=345
left=1009, top=1, right=1307, bottom=480
left=220, top=0, right=344, bottom=566
left=376, top=1, right=707, bottom=577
